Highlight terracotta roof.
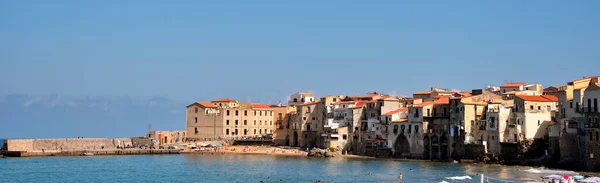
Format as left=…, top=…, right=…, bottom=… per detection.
left=252, top=103, right=273, bottom=110
left=187, top=101, right=217, bottom=108
left=459, top=92, right=472, bottom=97
left=333, top=101, right=355, bottom=105
left=287, top=111, right=296, bottom=114
left=211, top=98, right=237, bottom=102
left=515, top=95, right=558, bottom=102
left=412, top=97, right=449, bottom=107
left=297, top=92, right=313, bottom=97
left=572, top=76, right=600, bottom=83
left=414, top=91, right=432, bottom=95
left=296, top=101, right=319, bottom=106
left=391, top=118, right=408, bottom=123
left=382, top=108, right=408, bottom=116
left=501, top=82, right=527, bottom=87
left=378, top=96, right=399, bottom=101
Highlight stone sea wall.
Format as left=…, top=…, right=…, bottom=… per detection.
left=5, top=138, right=133, bottom=152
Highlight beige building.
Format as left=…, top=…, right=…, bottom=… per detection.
left=511, top=95, right=558, bottom=140
left=185, top=98, right=276, bottom=140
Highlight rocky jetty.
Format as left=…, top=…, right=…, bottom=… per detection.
left=307, top=148, right=335, bottom=157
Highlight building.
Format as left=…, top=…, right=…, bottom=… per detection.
left=185, top=98, right=275, bottom=141
left=580, top=78, right=600, bottom=170
left=289, top=92, right=315, bottom=106
left=511, top=95, right=558, bottom=140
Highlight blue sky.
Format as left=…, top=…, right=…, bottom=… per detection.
left=1, top=1, right=599, bottom=104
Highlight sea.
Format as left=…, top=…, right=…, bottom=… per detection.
left=0, top=154, right=571, bottom=183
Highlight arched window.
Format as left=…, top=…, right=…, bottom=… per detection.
left=293, top=98, right=298, bottom=103
left=301, top=98, right=305, bottom=102
left=195, top=107, right=198, bottom=113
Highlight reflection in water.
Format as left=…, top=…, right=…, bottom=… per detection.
left=0, top=154, right=562, bottom=183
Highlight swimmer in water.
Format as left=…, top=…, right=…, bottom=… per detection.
left=280, top=179, right=284, bottom=182
left=268, top=176, right=270, bottom=180
left=368, top=171, right=372, bottom=176
left=399, top=173, right=403, bottom=180
left=409, top=168, right=412, bottom=172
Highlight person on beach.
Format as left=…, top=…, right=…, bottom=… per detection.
left=398, top=173, right=403, bottom=180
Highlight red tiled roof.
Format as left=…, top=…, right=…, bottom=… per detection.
left=287, top=111, right=296, bottom=115
left=382, top=108, right=408, bottom=116
left=211, top=98, right=237, bottom=102
left=501, top=82, right=527, bottom=87
left=515, top=95, right=558, bottom=102
left=296, top=101, right=320, bottom=106
left=252, top=103, right=273, bottom=110
left=333, top=101, right=355, bottom=105
left=188, top=101, right=217, bottom=108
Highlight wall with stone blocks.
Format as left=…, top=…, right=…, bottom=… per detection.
left=5, top=138, right=133, bottom=152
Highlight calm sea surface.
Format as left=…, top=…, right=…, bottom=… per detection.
left=0, top=154, right=553, bottom=183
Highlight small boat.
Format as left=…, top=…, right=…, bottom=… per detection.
left=82, top=152, right=95, bottom=156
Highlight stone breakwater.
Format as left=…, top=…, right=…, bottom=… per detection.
left=3, top=138, right=133, bottom=152
left=0, top=138, right=181, bottom=157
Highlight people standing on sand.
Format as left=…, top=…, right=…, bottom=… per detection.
left=398, top=173, right=403, bottom=180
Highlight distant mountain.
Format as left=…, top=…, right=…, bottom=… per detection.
left=0, top=94, right=189, bottom=138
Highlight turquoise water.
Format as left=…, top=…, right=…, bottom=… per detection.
left=0, top=154, right=545, bottom=183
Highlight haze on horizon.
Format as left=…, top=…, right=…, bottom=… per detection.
left=1, top=1, right=599, bottom=138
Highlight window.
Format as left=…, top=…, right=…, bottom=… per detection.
left=235, top=120, right=238, bottom=125
left=595, top=98, right=598, bottom=112
left=342, top=134, right=347, bottom=140
left=260, top=111, right=262, bottom=116
left=260, top=120, right=262, bottom=125
left=414, top=125, right=419, bottom=133
left=205, top=110, right=209, bottom=116
left=408, top=125, right=412, bottom=133
left=244, top=120, right=247, bottom=125
left=427, top=109, right=430, bottom=116
left=226, top=129, right=229, bottom=135
left=260, top=129, right=263, bottom=134
left=195, top=117, right=198, bottom=123
left=195, top=107, right=198, bottom=113
left=226, top=120, right=230, bottom=125
left=303, top=117, right=306, bottom=120
left=301, top=98, right=305, bottom=102
left=415, top=108, right=419, bottom=117
left=333, top=98, right=337, bottom=102
left=538, top=120, right=541, bottom=126
left=530, top=105, right=534, bottom=110
left=244, top=110, right=247, bottom=116
left=355, top=127, right=359, bottom=131
left=293, top=98, right=297, bottom=103
left=244, top=129, right=248, bottom=135
left=538, top=106, right=541, bottom=110
left=195, top=127, right=198, bottom=134
left=254, top=129, right=257, bottom=134
left=380, top=102, right=384, bottom=106
left=342, top=104, right=346, bottom=108
left=312, top=117, right=315, bottom=120
left=226, top=110, right=230, bottom=116
left=589, top=99, right=593, bottom=112
left=471, top=120, right=474, bottom=127
left=254, top=111, right=257, bottom=116
left=235, top=110, right=239, bottom=116
left=570, top=102, right=573, bottom=109
left=270, top=121, right=272, bottom=126
left=254, top=120, right=256, bottom=125
left=307, top=107, right=311, bottom=113
left=235, top=129, right=238, bottom=135
left=576, top=102, right=580, bottom=112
